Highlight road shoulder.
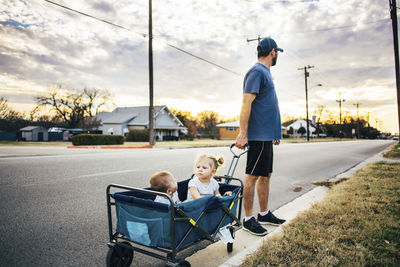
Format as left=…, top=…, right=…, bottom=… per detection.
left=186, top=143, right=399, bottom=267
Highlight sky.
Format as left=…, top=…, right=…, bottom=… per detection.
left=0, top=0, right=399, bottom=134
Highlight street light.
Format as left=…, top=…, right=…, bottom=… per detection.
left=305, top=83, right=322, bottom=141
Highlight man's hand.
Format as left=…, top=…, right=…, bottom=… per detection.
left=235, top=131, right=248, bottom=149
left=273, top=140, right=280, bottom=145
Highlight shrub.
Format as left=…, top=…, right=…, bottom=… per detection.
left=185, top=134, right=194, bottom=141
left=125, top=129, right=149, bottom=142
left=71, top=134, right=124, bottom=146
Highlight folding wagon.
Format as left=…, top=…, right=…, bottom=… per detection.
left=106, top=144, right=248, bottom=267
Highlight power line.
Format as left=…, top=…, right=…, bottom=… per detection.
left=282, top=18, right=389, bottom=35
left=243, top=0, right=322, bottom=3
left=44, top=0, right=241, bottom=77
left=44, top=0, right=146, bottom=37
left=165, top=43, right=242, bottom=76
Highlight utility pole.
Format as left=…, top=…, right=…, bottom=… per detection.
left=389, top=0, right=400, bottom=141
left=246, top=35, right=264, bottom=43
left=336, top=92, right=345, bottom=136
left=298, top=65, right=314, bottom=141
left=353, top=103, right=361, bottom=138
left=148, top=0, right=155, bottom=146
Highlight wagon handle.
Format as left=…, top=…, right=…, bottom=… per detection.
left=229, top=143, right=249, bottom=158
left=226, top=143, right=250, bottom=178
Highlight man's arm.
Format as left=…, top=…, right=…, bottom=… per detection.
left=235, top=93, right=256, bottom=149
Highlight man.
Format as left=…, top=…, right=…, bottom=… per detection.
left=235, top=37, right=286, bottom=236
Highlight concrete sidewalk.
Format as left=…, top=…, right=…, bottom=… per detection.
left=186, top=186, right=328, bottom=267
left=186, top=144, right=398, bottom=267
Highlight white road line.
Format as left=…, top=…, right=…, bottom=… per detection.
left=78, top=169, right=139, bottom=178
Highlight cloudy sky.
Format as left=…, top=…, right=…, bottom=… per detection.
left=0, top=0, right=399, bottom=133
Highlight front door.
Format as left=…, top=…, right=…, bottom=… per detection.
left=38, top=132, right=43, bottom=141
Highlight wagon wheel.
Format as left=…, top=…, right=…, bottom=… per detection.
left=227, top=226, right=234, bottom=253
left=177, top=260, right=191, bottom=267
left=106, top=242, right=134, bottom=267
left=227, top=242, right=233, bottom=253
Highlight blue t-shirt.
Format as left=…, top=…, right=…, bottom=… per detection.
left=243, top=63, right=282, bottom=141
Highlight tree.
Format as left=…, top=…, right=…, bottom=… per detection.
left=314, top=105, right=326, bottom=137
left=0, top=97, right=29, bottom=132
left=35, top=85, right=114, bottom=128
left=170, top=108, right=198, bottom=137
left=0, top=97, right=22, bottom=120
left=197, top=110, right=220, bottom=138
left=298, top=126, right=306, bottom=136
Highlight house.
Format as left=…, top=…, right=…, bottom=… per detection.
left=216, top=121, right=287, bottom=140
left=95, top=106, right=186, bottom=141
left=20, top=126, right=48, bottom=141
left=62, top=129, right=88, bottom=141
left=216, top=121, right=240, bottom=140
left=285, top=119, right=316, bottom=137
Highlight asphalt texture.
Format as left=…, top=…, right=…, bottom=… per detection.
left=0, top=140, right=394, bottom=266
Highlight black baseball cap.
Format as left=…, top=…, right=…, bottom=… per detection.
left=257, top=37, right=284, bottom=54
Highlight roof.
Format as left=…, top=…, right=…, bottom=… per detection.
left=216, top=121, right=240, bottom=128
left=95, top=105, right=185, bottom=128
left=286, top=119, right=316, bottom=129
left=20, top=126, right=47, bottom=131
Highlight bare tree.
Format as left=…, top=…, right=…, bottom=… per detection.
left=82, top=88, right=114, bottom=117
left=35, top=85, right=114, bottom=128
left=314, top=105, right=326, bottom=137
left=0, top=97, right=9, bottom=119
left=0, top=97, right=21, bottom=120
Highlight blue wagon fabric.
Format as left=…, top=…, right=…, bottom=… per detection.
left=113, top=179, right=240, bottom=249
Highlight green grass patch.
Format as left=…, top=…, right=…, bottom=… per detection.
left=383, top=143, right=400, bottom=158
left=241, top=161, right=400, bottom=267
left=0, top=141, right=71, bottom=146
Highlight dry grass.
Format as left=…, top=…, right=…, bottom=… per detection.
left=383, top=143, right=400, bottom=158
left=283, top=137, right=354, bottom=143
left=241, top=161, right=400, bottom=267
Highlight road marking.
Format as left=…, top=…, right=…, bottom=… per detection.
left=78, top=169, right=139, bottom=178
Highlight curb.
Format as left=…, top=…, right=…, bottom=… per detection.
left=66, top=146, right=153, bottom=149
left=218, top=186, right=329, bottom=267
left=186, top=143, right=397, bottom=267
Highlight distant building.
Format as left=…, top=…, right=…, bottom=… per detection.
left=285, top=119, right=317, bottom=137
left=62, top=129, right=87, bottom=141
left=216, top=121, right=240, bottom=140
left=20, top=126, right=48, bottom=141
left=217, top=121, right=287, bottom=139
left=95, top=105, right=187, bottom=141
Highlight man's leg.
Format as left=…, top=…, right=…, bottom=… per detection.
left=257, top=173, right=271, bottom=213
left=242, top=173, right=268, bottom=236
left=243, top=174, right=259, bottom=217
left=257, top=173, right=286, bottom=226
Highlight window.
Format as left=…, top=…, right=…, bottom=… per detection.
left=226, top=127, right=237, bottom=131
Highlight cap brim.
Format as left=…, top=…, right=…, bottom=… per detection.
left=276, top=47, right=284, bottom=52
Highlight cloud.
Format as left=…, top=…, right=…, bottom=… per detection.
left=0, top=0, right=398, bottom=133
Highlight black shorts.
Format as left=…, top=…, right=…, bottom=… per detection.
left=246, top=141, right=273, bottom=176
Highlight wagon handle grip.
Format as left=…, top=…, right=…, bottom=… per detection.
left=230, top=143, right=249, bottom=158
left=225, top=143, right=250, bottom=178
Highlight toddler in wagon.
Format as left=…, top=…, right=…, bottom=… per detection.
left=186, top=154, right=232, bottom=201
left=150, top=171, right=180, bottom=205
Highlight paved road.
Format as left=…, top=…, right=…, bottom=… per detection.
left=0, top=140, right=394, bottom=266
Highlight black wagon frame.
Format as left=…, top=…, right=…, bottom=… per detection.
left=106, top=144, right=248, bottom=267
